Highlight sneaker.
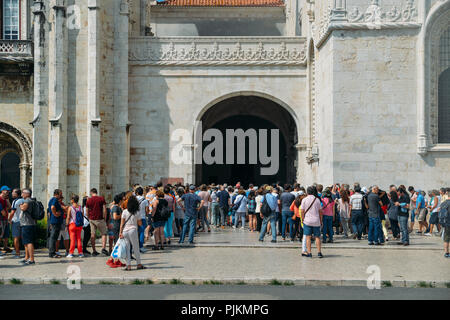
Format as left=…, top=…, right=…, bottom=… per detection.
left=304, top=253, right=312, bottom=258
left=424, top=233, right=432, bottom=237
left=352, top=233, right=358, bottom=239
left=83, top=250, right=91, bottom=256
left=25, top=260, right=35, bottom=265
left=232, top=226, right=236, bottom=229
left=375, top=242, right=381, bottom=246
left=271, top=240, right=277, bottom=243
left=368, top=242, right=374, bottom=245
left=78, top=254, right=84, bottom=258
left=139, top=248, right=147, bottom=253
left=258, top=239, right=264, bottom=242
left=19, top=259, right=27, bottom=264
left=67, top=254, right=74, bottom=258
left=301, top=252, right=308, bottom=257
left=445, top=253, right=450, bottom=258
left=318, top=252, right=324, bottom=258
left=101, top=249, right=109, bottom=256
left=92, top=251, right=99, bottom=256
left=403, top=242, right=409, bottom=246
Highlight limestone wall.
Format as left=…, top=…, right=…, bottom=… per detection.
left=330, top=28, right=450, bottom=191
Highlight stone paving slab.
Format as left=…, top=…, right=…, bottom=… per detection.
left=1, top=245, right=449, bottom=288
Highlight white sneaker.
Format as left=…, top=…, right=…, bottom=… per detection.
left=232, top=226, right=236, bottom=229
left=424, top=233, right=432, bottom=236
left=67, top=254, right=74, bottom=258
left=240, top=227, right=245, bottom=230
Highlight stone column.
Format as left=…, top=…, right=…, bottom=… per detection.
left=31, top=0, right=49, bottom=202
left=112, top=0, right=131, bottom=195
left=86, top=0, right=101, bottom=193
left=47, top=0, right=68, bottom=198
left=19, top=163, right=30, bottom=189
left=286, top=0, right=300, bottom=36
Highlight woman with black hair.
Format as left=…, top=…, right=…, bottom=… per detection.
left=119, top=195, right=145, bottom=270
left=152, top=190, right=169, bottom=250
left=388, top=191, right=400, bottom=240
left=81, top=196, right=91, bottom=256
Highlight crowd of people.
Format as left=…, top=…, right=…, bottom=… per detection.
left=0, top=182, right=449, bottom=269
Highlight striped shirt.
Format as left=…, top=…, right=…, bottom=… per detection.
left=350, top=193, right=363, bottom=210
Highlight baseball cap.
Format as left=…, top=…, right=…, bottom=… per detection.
left=189, top=185, right=196, bottom=190
left=0, top=186, right=11, bottom=192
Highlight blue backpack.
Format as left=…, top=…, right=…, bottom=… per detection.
left=74, top=206, right=84, bottom=227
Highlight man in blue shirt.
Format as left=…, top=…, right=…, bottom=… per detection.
left=259, top=186, right=280, bottom=243
left=47, top=189, right=66, bottom=258
left=416, top=190, right=428, bottom=235
left=178, top=185, right=204, bottom=244
left=217, top=185, right=230, bottom=229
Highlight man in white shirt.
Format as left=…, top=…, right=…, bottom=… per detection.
left=135, top=187, right=149, bottom=253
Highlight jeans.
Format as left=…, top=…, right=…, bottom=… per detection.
left=398, top=215, right=409, bottom=244
left=175, top=217, right=184, bottom=236
left=139, top=218, right=148, bottom=248
left=389, top=218, right=400, bottom=238
left=281, top=211, right=294, bottom=239
left=219, top=206, right=228, bottom=226
left=234, top=212, right=246, bottom=228
left=322, top=215, right=334, bottom=242
left=368, top=217, right=381, bottom=244
left=211, top=202, right=219, bottom=226
left=276, top=212, right=282, bottom=234
left=179, top=214, right=197, bottom=244
left=351, top=210, right=364, bottom=239
left=164, top=212, right=174, bottom=239
left=48, top=223, right=62, bottom=257
left=199, top=207, right=210, bottom=230
left=259, top=212, right=277, bottom=241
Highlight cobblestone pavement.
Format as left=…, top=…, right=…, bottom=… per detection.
left=0, top=228, right=448, bottom=287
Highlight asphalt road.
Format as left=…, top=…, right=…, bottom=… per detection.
left=1, top=285, right=449, bottom=300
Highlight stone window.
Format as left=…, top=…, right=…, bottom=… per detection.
left=2, top=0, right=20, bottom=40
left=438, top=28, right=450, bottom=143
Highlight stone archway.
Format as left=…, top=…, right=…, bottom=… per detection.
left=0, top=122, right=32, bottom=189
left=194, top=94, right=299, bottom=186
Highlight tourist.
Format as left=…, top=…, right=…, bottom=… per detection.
left=174, top=187, right=185, bottom=237
left=439, top=189, right=449, bottom=257
left=425, top=190, right=441, bottom=236
left=197, top=185, right=211, bottom=232
left=66, top=195, right=83, bottom=258
left=81, top=196, right=91, bottom=256
left=86, top=188, right=108, bottom=256
left=349, top=185, right=364, bottom=240
left=106, top=194, right=124, bottom=268
left=321, top=189, right=335, bottom=243
left=387, top=190, right=400, bottom=240
left=210, top=187, right=220, bottom=228
left=416, top=190, right=428, bottom=235
left=163, top=186, right=176, bottom=243
left=217, top=185, right=230, bottom=229
left=408, top=186, right=417, bottom=232
left=178, top=185, right=203, bottom=245
left=289, top=191, right=305, bottom=244
left=135, top=187, right=149, bottom=252
left=258, top=186, right=278, bottom=243
left=9, top=188, right=22, bottom=258
left=55, top=195, right=70, bottom=257
left=0, top=186, right=11, bottom=254
left=280, top=184, right=295, bottom=241
left=48, top=189, right=66, bottom=258
left=255, top=188, right=264, bottom=232
left=232, top=188, right=248, bottom=230
left=247, top=190, right=257, bottom=232
left=301, top=186, right=323, bottom=258
left=151, top=190, right=169, bottom=250
left=119, top=195, right=145, bottom=270
left=366, top=186, right=382, bottom=245
left=396, top=187, right=410, bottom=246
left=18, top=188, right=36, bottom=265
left=337, top=189, right=351, bottom=238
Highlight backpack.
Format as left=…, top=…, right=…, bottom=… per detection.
left=231, top=195, right=244, bottom=212
left=158, top=200, right=171, bottom=220
left=74, top=206, right=84, bottom=227
left=260, top=195, right=272, bottom=217
left=30, top=198, right=45, bottom=221
left=438, top=200, right=450, bottom=227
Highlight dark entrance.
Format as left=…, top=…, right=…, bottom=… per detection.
left=0, top=152, right=20, bottom=189
left=196, top=95, right=298, bottom=187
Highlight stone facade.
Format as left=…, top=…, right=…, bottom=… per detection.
left=0, top=0, right=449, bottom=203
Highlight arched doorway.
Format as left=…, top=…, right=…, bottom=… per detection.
left=0, top=122, right=32, bottom=189
left=195, top=95, right=298, bottom=186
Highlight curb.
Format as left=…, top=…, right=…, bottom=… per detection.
left=1, top=277, right=449, bottom=288
left=169, top=244, right=443, bottom=250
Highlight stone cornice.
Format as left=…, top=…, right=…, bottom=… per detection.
left=129, top=36, right=307, bottom=66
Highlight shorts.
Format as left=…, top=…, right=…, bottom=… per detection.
left=410, top=209, right=416, bottom=221
left=58, top=226, right=70, bottom=240
left=21, top=226, right=35, bottom=245
left=303, top=224, right=321, bottom=237
left=153, top=221, right=165, bottom=228
left=444, top=227, right=450, bottom=243
left=429, top=212, right=439, bottom=225
left=108, top=223, right=115, bottom=237
left=1, top=221, right=10, bottom=239
left=417, top=208, right=427, bottom=222
left=90, top=219, right=107, bottom=236
left=248, top=212, right=256, bottom=215
left=11, top=221, right=21, bottom=238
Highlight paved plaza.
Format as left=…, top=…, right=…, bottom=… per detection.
left=1, top=229, right=449, bottom=288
